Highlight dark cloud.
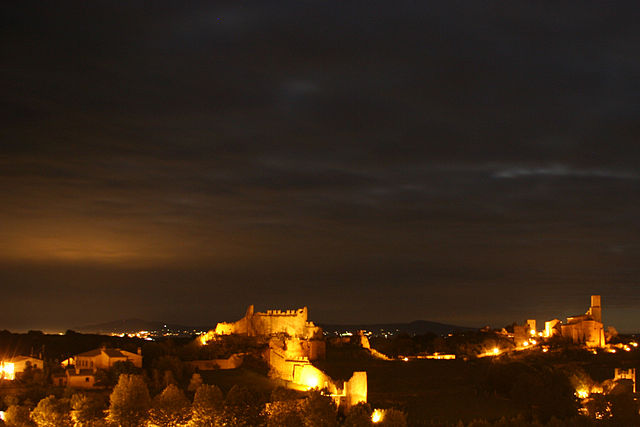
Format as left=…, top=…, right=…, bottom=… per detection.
left=1, top=1, right=639, bottom=331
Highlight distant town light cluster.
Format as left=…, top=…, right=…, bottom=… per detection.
left=109, top=327, right=209, bottom=341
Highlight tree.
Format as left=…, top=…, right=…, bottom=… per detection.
left=70, top=393, right=107, bottom=426
left=152, top=355, right=190, bottom=390
left=109, top=361, right=141, bottom=386
left=264, top=400, right=304, bottom=427
left=609, top=389, right=640, bottom=425
left=270, top=387, right=303, bottom=402
left=221, top=385, right=264, bottom=427
left=3, top=405, right=35, bottom=427
left=377, top=408, right=407, bottom=427
left=301, top=390, right=337, bottom=427
left=106, top=374, right=151, bottom=427
left=190, top=384, right=223, bottom=426
left=343, top=402, right=372, bottom=427
left=30, top=395, right=72, bottom=427
left=148, top=384, right=191, bottom=427
left=4, top=395, right=19, bottom=407
left=187, top=373, right=203, bottom=394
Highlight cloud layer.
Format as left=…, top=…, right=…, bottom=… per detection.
left=1, top=1, right=639, bottom=331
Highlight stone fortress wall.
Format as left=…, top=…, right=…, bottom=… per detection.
left=201, top=304, right=366, bottom=409
left=213, top=305, right=322, bottom=339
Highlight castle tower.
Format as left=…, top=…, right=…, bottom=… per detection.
left=589, top=295, right=602, bottom=323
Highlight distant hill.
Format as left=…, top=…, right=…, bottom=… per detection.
left=320, top=320, right=476, bottom=336
left=75, top=318, right=473, bottom=336
left=74, top=318, right=211, bottom=334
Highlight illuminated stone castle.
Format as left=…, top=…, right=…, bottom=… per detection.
left=213, top=305, right=322, bottom=338
left=200, top=305, right=366, bottom=408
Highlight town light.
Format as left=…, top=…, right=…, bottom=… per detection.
left=6, top=364, right=14, bottom=379
left=0, top=362, right=15, bottom=381
left=299, top=370, right=321, bottom=390
left=576, top=389, right=589, bottom=399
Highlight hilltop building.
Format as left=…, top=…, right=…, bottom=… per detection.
left=614, top=368, right=636, bottom=393
left=206, top=305, right=323, bottom=339
left=514, top=319, right=538, bottom=346
left=0, top=356, right=43, bottom=380
left=560, top=295, right=605, bottom=348
left=509, top=295, right=606, bottom=349
left=200, top=305, right=326, bottom=360
left=200, top=305, right=366, bottom=408
left=544, top=318, right=561, bottom=338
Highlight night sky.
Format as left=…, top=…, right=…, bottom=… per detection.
left=2, top=2, right=639, bottom=332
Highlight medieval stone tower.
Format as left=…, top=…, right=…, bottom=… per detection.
left=588, top=295, right=602, bottom=323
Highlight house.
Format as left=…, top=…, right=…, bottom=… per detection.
left=52, top=368, right=100, bottom=389
left=66, top=369, right=97, bottom=388
left=55, top=347, right=142, bottom=389
left=62, top=347, right=142, bottom=371
left=0, top=356, right=44, bottom=380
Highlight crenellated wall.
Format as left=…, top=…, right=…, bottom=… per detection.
left=200, top=304, right=367, bottom=409
left=209, top=305, right=322, bottom=339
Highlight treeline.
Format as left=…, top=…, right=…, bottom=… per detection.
left=1, top=374, right=408, bottom=426
left=428, top=414, right=603, bottom=426
left=474, top=360, right=640, bottom=425
left=0, top=330, right=256, bottom=368
left=0, top=330, right=148, bottom=364
left=368, top=331, right=515, bottom=359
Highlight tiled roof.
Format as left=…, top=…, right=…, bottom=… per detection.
left=6, top=355, right=41, bottom=363
left=104, top=349, right=127, bottom=358
left=75, top=348, right=129, bottom=358
left=75, top=348, right=103, bottom=357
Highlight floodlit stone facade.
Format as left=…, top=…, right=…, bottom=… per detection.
left=545, top=318, right=561, bottom=337
left=201, top=305, right=367, bottom=409
left=560, top=295, right=605, bottom=347
left=614, top=368, right=636, bottom=393
left=560, top=295, right=605, bottom=348
left=213, top=305, right=322, bottom=339
left=0, top=356, right=43, bottom=380
left=265, top=341, right=367, bottom=408
left=201, top=304, right=326, bottom=360
left=509, top=295, right=606, bottom=349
